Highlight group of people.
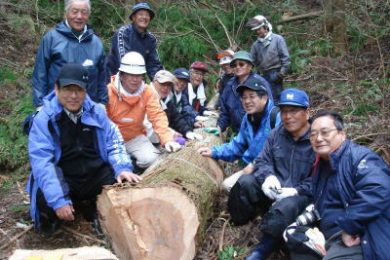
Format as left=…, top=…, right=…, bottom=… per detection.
left=26, top=1, right=390, bottom=260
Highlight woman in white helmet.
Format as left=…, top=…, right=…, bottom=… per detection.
left=106, top=51, right=181, bottom=173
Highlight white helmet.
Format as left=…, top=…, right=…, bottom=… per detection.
left=119, top=51, right=146, bottom=74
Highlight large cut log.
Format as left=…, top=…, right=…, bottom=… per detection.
left=97, top=130, right=223, bottom=260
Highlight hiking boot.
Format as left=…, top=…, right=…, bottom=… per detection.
left=246, top=235, right=278, bottom=260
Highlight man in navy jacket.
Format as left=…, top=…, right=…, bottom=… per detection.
left=230, top=88, right=316, bottom=260
left=106, top=2, right=163, bottom=81
left=308, top=111, right=390, bottom=260
left=32, top=0, right=107, bottom=109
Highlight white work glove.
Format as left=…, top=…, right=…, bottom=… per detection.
left=275, top=187, right=298, bottom=201
left=164, top=141, right=181, bottom=153
left=261, top=175, right=281, bottom=200
left=203, top=110, right=218, bottom=117
left=185, top=131, right=204, bottom=141
left=195, top=115, right=209, bottom=122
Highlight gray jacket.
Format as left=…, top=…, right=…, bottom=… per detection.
left=250, top=33, right=290, bottom=75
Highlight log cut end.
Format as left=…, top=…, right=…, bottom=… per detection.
left=97, top=185, right=200, bottom=260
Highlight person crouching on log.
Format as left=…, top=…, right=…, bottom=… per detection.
left=197, top=77, right=281, bottom=191
left=106, top=52, right=182, bottom=174
left=27, top=64, right=141, bottom=235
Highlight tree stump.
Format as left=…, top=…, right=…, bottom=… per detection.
left=97, top=131, right=223, bottom=260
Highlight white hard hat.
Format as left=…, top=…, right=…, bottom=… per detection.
left=219, top=56, right=233, bottom=65
left=119, top=51, right=146, bottom=74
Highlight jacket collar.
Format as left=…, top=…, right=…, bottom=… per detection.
left=329, top=140, right=350, bottom=169
left=131, top=24, right=148, bottom=38
left=56, top=20, right=94, bottom=41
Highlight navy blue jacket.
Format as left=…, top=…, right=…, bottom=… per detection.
left=313, top=140, right=390, bottom=260
left=253, top=125, right=315, bottom=195
left=217, top=72, right=272, bottom=133
left=32, top=21, right=107, bottom=107
left=106, top=24, right=163, bottom=81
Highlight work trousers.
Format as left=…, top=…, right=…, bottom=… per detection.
left=228, top=174, right=310, bottom=238
left=124, top=134, right=160, bottom=169
left=37, top=164, right=115, bottom=223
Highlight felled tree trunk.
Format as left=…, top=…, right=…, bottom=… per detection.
left=97, top=131, right=223, bottom=260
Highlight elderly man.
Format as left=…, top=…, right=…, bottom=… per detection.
left=32, top=0, right=107, bottom=109
left=28, top=64, right=139, bottom=235
left=184, top=61, right=210, bottom=115
left=107, top=52, right=180, bottom=172
left=106, top=2, right=163, bottom=81
left=228, top=88, right=316, bottom=260
left=198, top=77, right=280, bottom=192
left=302, top=111, right=390, bottom=260
left=151, top=70, right=203, bottom=141
left=247, top=15, right=290, bottom=103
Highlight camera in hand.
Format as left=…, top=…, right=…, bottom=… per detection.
left=296, top=204, right=321, bottom=226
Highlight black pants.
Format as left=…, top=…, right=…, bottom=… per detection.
left=228, top=174, right=311, bottom=238
left=37, top=164, right=115, bottom=223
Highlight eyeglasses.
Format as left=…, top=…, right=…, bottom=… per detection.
left=309, top=128, right=338, bottom=140
left=231, top=62, right=248, bottom=68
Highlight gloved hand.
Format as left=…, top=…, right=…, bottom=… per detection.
left=275, top=187, right=298, bottom=201
left=203, top=127, right=220, bottom=136
left=195, top=115, right=209, bottom=122
left=261, top=175, right=281, bottom=200
left=203, top=110, right=219, bottom=117
left=164, top=141, right=181, bottom=153
left=185, top=131, right=203, bottom=140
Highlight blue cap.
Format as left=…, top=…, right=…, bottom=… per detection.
left=173, top=68, right=190, bottom=81
left=130, top=2, right=155, bottom=20
left=278, top=88, right=309, bottom=108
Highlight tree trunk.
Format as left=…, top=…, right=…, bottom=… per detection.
left=97, top=131, right=223, bottom=260
left=324, top=0, right=347, bottom=56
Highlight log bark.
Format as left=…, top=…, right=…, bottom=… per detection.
left=97, top=131, right=223, bottom=260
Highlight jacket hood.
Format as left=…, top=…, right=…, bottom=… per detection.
left=55, top=21, right=94, bottom=40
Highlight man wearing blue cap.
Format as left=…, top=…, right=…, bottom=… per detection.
left=227, top=88, right=316, bottom=260
left=106, top=2, right=163, bottom=81
left=27, top=64, right=140, bottom=235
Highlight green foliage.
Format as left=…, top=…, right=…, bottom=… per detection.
left=218, top=245, right=246, bottom=260
left=0, top=90, right=33, bottom=171
left=0, top=179, right=13, bottom=192
left=0, top=67, right=17, bottom=84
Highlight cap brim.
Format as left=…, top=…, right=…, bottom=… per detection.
left=129, top=9, right=155, bottom=20
left=278, top=102, right=308, bottom=108
left=58, top=79, right=87, bottom=89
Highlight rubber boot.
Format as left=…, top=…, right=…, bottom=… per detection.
left=245, top=235, right=278, bottom=260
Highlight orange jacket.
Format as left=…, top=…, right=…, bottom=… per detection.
left=107, top=76, right=173, bottom=145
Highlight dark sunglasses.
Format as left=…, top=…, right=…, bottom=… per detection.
left=231, top=62, right=248, bottom=68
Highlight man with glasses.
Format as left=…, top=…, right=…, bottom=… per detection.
left=294, top=111, right=390, bottom=260
left=217, top=51, right=272, bottom=134
left=247, top=15, right=290, bottom=104
left=106, top=2, right=163, bottom=81
left=27, top=64, right=139, bottom=235
left=32, top=0, right=107, bottom=110
left=228, top=88, right=315, bottom=260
